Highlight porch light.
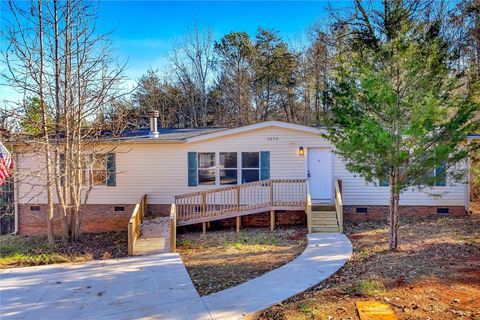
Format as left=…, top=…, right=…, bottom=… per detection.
left=299, top=146, right=304, bottom=156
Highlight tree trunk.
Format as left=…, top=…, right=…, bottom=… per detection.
left=37, top=0, right=55, bottom=245
left=388, top=173, right=400, bottom=251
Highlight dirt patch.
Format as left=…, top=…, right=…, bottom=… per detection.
left=0, top=232, right=128, bottom=268
left=257, top=215, right=480, bottom=320
left=177, top=226, right=307, bottom=296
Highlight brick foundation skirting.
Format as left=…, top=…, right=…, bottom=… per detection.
left=208, top=210, right=307, bottom=229
left=18, top=203, right=466, bottom=235
left=343, top=205, right=467, bottom=221
left=18, top=203, right=171, bottom=236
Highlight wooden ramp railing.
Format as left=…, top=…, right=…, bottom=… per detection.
left=128, top=194, right=147, bottom=256
left=306, top=181, right=312, bottom=233
left=175, top=179, right=307, bottom=226
left=334, top=179, right=344, bottom=233
left=169, top=203, right=177, bottom=253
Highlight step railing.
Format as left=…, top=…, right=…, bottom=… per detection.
left=169, top=203, right=177, bottom=253
left=175, top=179, right=307, bottom=225
left=306, top=180, right=312, bottom=233
left=334, top=179, right=344, bottom=233
left=128, top=194, right=147, bottom=255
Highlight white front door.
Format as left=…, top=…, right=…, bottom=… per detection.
left=308, top=148, right=333, bottom=201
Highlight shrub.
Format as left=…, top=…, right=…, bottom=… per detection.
left=342, top=279, right=386, bottom=296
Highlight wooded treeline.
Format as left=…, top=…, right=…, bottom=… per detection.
left=99, top=0, right=479, bottom=130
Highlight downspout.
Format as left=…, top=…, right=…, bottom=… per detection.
left=466, top=155, right=471, bottom=213
left=13, top=149, right=19, bottom=234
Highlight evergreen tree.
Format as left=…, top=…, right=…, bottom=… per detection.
left=324, top=0, right=480, bottom=251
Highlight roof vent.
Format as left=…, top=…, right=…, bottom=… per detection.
left=148, top=110, right=159, bottom=138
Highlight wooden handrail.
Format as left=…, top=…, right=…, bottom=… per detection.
left=334, top=179, right=343, bottom=233
left=169, top=203, right=177, bottom=253
left=175, top=179, right=307, bottom=225
left=128, top=194, right=147, bottom=256
left=306, top=179, right=312, bottom=233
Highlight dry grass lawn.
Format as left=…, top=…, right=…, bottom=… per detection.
left=0, top=232, right=128, bottom=268
left=257, top=215, right=480, bottom=320
left=177, top=226, right=307, bottom=296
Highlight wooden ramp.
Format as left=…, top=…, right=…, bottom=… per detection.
left=133, top=217, right=171, bottom=256
left=173, top=178, right=345, bottom=235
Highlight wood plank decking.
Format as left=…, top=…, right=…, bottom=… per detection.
left=129, top=178, right=345, bottom=255
left=133, top=217, right=171, bottom=256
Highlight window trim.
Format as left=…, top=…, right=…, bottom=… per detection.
left=91, top=154, right=108, bottom=186
left=432, top=162, right=447, bottom=187
left=378, top=178, right=389, bottom=187
left=189, top=151, right=267, bottom=187
left=90, top=153, right=115, bottom=187
left=219, top=152, right=238, bottom=185
left=197, top=152, right=216, bottom=186
left=241, top=152, right=260, bottom=184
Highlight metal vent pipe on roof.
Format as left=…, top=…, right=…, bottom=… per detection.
left=148, top=110, right=159, bottom=137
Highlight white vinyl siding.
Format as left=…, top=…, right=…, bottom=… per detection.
left=17, top=126, right=467, bottom=207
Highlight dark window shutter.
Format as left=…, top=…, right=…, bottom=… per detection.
left=260, top=151, right=270, bottom=180
left=59, top=153, right=65, bottom=186
left=106, top=153, right=116, bottom=186
left=435, top=162, right=447, bottom=186
left=188, top=152, right=198, bottom=186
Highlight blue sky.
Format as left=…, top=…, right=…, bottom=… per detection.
left=1, top=1, right=353, bottom=102
left=99, top=1, right=350, bottom=83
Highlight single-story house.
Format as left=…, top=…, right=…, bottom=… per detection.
left=12, top=113, right=473, bottom=236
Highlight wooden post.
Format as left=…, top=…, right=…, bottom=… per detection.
left=170, top=221, right=176, bottom=252
left=202, top=193, right=206, bottom=216
left=270, top=210, right=275, bottom=231
left=128, top=222, right=133, bottom=255
left=270, top=180, right=274, bottom=206
left=236, top=186, right=240, bottom=211
left=202, top=222, right=206, bottom=235
left=236, top=216, right=241, bottom=234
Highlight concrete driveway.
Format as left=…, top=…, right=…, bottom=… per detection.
left=0, top=233, right=352, bottom=320
left=0, top=254, right=210, bottom=320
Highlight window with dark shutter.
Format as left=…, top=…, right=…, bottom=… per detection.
left=106, top=153, right=116, bottom=186
left=260, top=151, right=270, bottom=180
left=434, top=163, right=446, bottom=186
left=198, top=153, right=216, bottom=185
left=188, top=152, right=198, bottom=186
left=220, top=152, right=237, bottom=185
left=241, top=152, right=260, bottom=183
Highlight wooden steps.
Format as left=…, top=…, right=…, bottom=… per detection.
left=310, top=206, right=340, bottom=233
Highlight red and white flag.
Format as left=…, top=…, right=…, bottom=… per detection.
left=0, top=142, right=13, bottom=185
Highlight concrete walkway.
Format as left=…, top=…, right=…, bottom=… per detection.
left=0, top=233, right=352, bottom=320
left=203, top=233, right=352, bottom=319
left=134, top=217, right=170, bottom=255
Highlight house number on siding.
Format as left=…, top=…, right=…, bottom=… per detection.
left=267, top=137, right=279, bottom=141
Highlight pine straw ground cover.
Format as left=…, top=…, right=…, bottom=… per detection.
left=257, top=215, right=480, bottom=320
left=177, top=226, right=307, bottom=296
left=0, top=232, right=128, bottom=268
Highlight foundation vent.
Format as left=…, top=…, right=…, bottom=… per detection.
left=356, top=207, right=368, bottom=214
left=437, top=207, right=449, bottom=215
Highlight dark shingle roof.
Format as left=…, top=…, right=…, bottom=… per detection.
left=116, top=127, right=226, bottom=141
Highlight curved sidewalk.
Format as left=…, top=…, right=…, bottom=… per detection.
left=202, top=233, right=352, bottom=319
